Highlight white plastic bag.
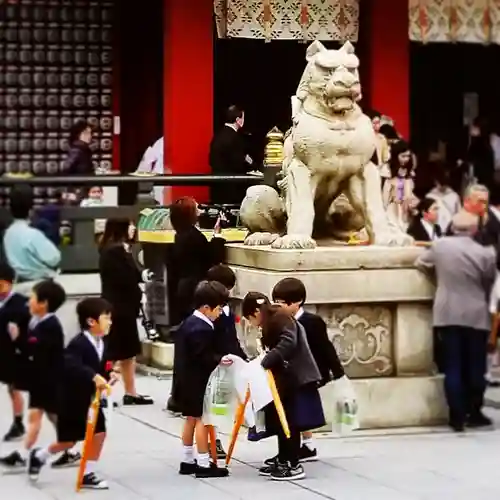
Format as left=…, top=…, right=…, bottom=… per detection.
left=331, top=376, right=359, bottom=434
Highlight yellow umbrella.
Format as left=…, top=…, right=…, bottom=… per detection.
left=267, top=371, right=290, bottom=438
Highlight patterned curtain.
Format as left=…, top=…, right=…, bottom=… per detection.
left=409, top=0, right=500, bottom=45
left=213, top=0, right=359, bottom=42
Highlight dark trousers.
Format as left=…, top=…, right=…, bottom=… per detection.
left=277, top=423, right=301, bottom=467
left=437, top=326, right=488, bottom=423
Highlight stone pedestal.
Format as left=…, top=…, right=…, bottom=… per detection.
left=226, top=243, right=447, bottom=429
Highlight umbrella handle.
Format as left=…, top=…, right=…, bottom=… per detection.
left=75, top=388, right=104, bottom=492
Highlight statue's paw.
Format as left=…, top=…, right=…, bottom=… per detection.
left=372, top=231, right=414, bottom=247
left=271, top=234, right=317, bottom=249
left=244, top=232, right=279, bottom=246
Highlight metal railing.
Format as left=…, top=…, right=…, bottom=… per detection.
left=0, top=174, right=262, bottom=272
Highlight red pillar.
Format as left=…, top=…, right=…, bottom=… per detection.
left=163, top=0, right=213, bottom=203
left=363, top=0, right=410, bottom=139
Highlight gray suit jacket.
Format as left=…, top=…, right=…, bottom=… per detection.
left=415, top=235, right=496, bottom=331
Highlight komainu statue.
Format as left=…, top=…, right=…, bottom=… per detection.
left=240, top=41, right=413, bottom=248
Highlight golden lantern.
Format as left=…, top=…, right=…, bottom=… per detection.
left=264, top=126, right=284, bottom=167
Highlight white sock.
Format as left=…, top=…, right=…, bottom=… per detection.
left=197, top=452, right=210, bottom=469
left=84, top=461, right=95, bottom=475
left=302, top=436, right=315, bottom=451
left=182, top=445, right=195, bottom=464
left=19, top=448, right=29, bottom=460
left=35, top=448, right=51, bottom=462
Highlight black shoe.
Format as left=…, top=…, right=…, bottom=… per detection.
left=166, top=396, right=181, bottom=416
left=195, top=464, right=229, bottom=478
left=270, top=462, right=305, bottom=481
left=3, top=421, right=25, bottom=442
left=215, top=439, right=226, bottom=460
left=123, top=394, right=154, bottom=406
left=264, top=454, right=279, bottom=467
left=82, top=472, right=109, bottom=490
left=0, top=451, right=26, bottom=471
left=51, top=450, right=81, bottom=469
left=467, top=412, right=493, bottom=428
left=259, top=462, right=280, bottom=477
left=449, top=420, right=465, bottom=433
left=179, top=461, right=198, bottom=475
left=28, top=448, right=45, bottom=481
left=299, top=445, right=318, bottom=463
left=247, top=426, right=267, bottom=442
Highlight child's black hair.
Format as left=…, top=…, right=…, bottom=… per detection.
left=206, top=264, right=236, bottom=291
left=76, top=297, right=112, bottom=331
left=32, top=279, right=66, bottom=313
left=0, top=261, right=15, bottom=284
left=241, top=291, right=270, bottom=318
left=193, top=280, right=229, bottom=309
left=272, top=277, right=306, bottom=306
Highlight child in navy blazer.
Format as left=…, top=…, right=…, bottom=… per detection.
left=28, top=297, right=115, bottom=489
left=206, top=264, right=247, bottom=459
left=176, top=281, right=231, bottom=478
left=0, top=279, right=67, bottom=472
left=0, top=262, right=31, bottom=442
left=272, top=278, right=344, bottom=463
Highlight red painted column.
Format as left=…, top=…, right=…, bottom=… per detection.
left=163, top=0, right=213, bottom=203
left=363, top=0, right=410, bottom=139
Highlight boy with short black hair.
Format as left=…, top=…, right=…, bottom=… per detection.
left=0, top=279, right=70, bottom=471
left=0, top=261, right=31, bottom=442
left=28, top=297, right=115, bottom=488
left=206, top=264, right=247, bottom=459
left=176, top=280, right=231, bottom=478
left=272, top=277, right=344, bottom=462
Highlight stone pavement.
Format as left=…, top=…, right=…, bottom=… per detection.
left=2, top=375, right=500, bottom=500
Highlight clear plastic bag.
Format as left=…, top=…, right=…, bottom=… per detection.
left=203, top=365, right=235, bottom=426
left=331, top=376, right=359, bottom=434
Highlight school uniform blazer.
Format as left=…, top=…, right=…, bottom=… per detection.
left=0, top=293, right=30, bottom=382
left=22, top=315, right=65, bottom=393
left=61, top=333, right=111, bottom=415
left=298, top=311, right=344, bottom=386
left=174, top=315, right=222, bottom=402
left=407, top=219, right=442, bottom=242
left=261, top=319, right=321, bottom=395
left=213, top=309, right=247, bottom=360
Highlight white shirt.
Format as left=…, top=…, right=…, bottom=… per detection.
left=222, top=305, right=230, bottom=316
left=193, top=309, right=214, bottom=328
left=29, top=313, right=55, bottom=331
left=491, top=134, right=500, bottom=170
left=294, top=307, right=304, bottom=320
left=83, top=331, right=104, bottom=360
left=224, top=123, right=238, bottom=132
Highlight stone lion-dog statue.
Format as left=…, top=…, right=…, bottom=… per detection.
left=240, top=41, right=413, bottom=248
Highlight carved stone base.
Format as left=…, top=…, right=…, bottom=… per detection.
left=227, top=243, right=445, bottom=429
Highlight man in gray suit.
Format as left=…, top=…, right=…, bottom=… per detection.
left=416, top=211, right=497, bottom=432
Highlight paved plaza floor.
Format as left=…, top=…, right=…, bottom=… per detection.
left=2, top=374, right=500, bottom=500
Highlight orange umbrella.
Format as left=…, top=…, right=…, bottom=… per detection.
left=76, top=387, right=109, bottom=492
left=225, top=370, right=290, bottom=466
left=225, top=387, right=251, bottom=466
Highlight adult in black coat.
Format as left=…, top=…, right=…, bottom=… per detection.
left=65, top=120, right=94, bottom=176
left=407, top=197, right=442, bottom=243
left=167, top=197, right=225, bottom=413
left=209, top=105, right=253, bottom=204
left=99, top=218, right=152, bottom=406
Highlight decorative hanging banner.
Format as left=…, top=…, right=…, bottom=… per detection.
left=214, top=0, right=359, bottom=41
left=409, top=0, right=500, bottom=44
